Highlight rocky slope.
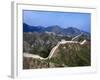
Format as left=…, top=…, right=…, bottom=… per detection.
left=23, top=41, right=90, bottom=69
left=23, top=23, right=91, bottom=69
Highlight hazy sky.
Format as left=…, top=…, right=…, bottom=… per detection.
left=23, top=10, right=91, bottom=32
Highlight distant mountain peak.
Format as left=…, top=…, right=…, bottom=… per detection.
left=23, top=23, right=90, bottom=38
left=47, top=25, right=61, bottom=29
left=65, top=27, right=81, bottom=31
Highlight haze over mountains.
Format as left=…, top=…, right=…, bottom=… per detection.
left=23, top=23, right=90, bottom=38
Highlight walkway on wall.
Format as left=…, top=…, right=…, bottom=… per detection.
left=24, top=34, right=87, bottom=60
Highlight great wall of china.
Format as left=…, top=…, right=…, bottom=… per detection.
left=23, top=34, right=87, bottom=60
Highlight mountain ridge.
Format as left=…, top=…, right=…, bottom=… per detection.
left=23, top=23, right=90, bottom=37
